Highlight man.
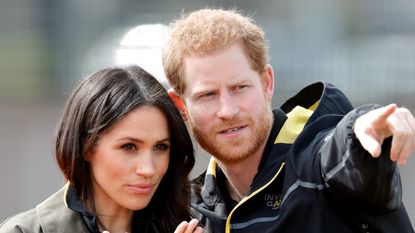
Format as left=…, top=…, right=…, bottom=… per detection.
left=162, top=8, right=415, bottom=233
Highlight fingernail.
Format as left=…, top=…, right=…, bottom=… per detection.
left=390, top=153, right=397, bottom=161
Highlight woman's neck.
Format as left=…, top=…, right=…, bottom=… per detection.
left=90, top=195, right=134, bottom=233
left=96, top=211, right=132, bottom=233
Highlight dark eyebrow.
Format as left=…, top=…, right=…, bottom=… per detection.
left=117, top=137, right=171, bottom=144
left=156, top=138, right=171, bottom=144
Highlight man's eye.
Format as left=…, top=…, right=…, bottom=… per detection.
left=200, top=92, right=215, bottom=99
left=154, top=143, right=170, bottom=151
left=121, top=143, right=136, bottom=151
left=235, top=85, right=248, bottom=90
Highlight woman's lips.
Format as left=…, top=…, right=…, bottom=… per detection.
left=126, top=183, right=154, bottom=194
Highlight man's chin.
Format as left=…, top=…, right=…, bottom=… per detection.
left=194, top=132, right=254, bottom=162
left=208, top=148, right=251, bottom=164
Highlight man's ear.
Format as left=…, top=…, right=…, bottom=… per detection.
left=168, top=88, right=187, bottom=121
left=261, top=64, right=275, bottom=102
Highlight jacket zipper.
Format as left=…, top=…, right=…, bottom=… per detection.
left=225, top=162, right=286, bottom=233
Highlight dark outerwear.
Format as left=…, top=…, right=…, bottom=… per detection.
left=191, top=82, right=414, bottom=233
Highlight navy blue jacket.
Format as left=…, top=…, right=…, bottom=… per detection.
left=191, top=82, right=414, bottom=233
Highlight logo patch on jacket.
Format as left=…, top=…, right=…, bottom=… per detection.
left=264, top=193, right=282, bottom=209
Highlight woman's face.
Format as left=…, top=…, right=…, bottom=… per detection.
left=87, top=106, right=170, bottom=211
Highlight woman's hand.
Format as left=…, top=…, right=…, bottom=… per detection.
left=174, top=219, right=204, bottom=233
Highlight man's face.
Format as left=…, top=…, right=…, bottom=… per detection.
left=181, top=43, right=274, bottom=164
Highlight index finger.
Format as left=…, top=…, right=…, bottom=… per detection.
left=371, top=104, right=397, bottom=126
left=174, top=219, right=202, bottom=233
left=174, top=221, right=189, bottom=233
left=185, top=219, right=201, bottom=233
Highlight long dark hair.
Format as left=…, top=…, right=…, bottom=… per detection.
left=55, top=65, right=195, bottom=232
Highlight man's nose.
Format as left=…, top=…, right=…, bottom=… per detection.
left=216, top=91, right=239, bottom=119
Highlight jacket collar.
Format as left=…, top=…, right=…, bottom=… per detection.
left=281, top=82, right=353, bottom=122
left=65, top=183, right=100, bottom=232
left=35, top=184, right=91, bottom=233
left=201, top=108, right=287, bottom=201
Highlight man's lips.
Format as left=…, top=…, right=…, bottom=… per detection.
left=219, top=125, right=247, bottom=134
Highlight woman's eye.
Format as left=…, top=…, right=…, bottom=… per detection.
left=154, top=143, right=170, bottom=151
left=121, top=143, right=136, bottom=151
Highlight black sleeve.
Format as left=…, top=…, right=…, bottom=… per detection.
left=320, top=104, right=402, bottom=211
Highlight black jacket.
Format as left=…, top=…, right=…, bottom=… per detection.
left=191, top=82, right=414, bottom=233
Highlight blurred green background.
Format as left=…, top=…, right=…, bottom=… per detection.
left=1, top=0, right=414, bottom=224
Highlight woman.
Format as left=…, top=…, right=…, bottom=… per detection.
left=0, top=66, right=203, bottom=233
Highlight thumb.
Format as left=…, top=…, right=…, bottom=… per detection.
left=358, top=133, right=382, bottom=157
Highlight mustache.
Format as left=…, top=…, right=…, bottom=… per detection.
left=212, top=118, right=248, bottom=132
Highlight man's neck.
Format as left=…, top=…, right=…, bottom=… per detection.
left=217, top=142, right=266, bottom=200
